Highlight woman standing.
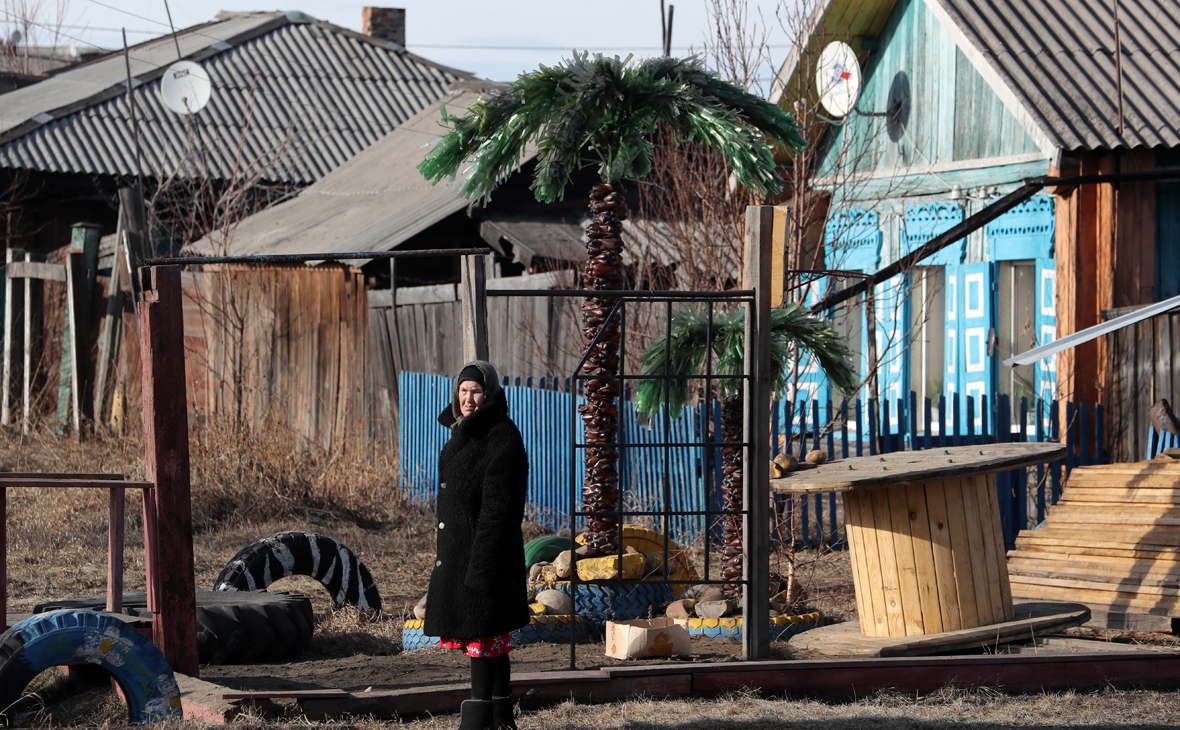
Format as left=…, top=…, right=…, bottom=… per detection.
left=425, top=361, right=530, bottom=730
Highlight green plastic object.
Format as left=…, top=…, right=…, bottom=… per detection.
left=523, top=535, right=574, bottom=570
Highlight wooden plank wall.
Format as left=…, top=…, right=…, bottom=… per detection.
left=195, top=264, right=367, bottom=452
left=1104, top=308, right=1180, bottom=463
left=366, top=270, right=583, bottom=450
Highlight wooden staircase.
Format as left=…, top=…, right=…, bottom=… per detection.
left=1008, top=459, right=1180, bottom=632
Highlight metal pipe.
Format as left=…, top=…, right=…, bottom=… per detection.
left=145, top=248, right=493, bottom=266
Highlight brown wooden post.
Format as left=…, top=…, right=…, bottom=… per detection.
left=742, top=205, right=772, bottom=660
left=107, top=486, right=125, bottom=614
left=138, top=265, right=199, bottom=676
left=460, top=254, right=489, bottom=362
left=59, top=252, right=90, bottom=436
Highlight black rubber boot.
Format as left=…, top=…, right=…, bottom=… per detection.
left=458, top=699, right=494, bottom=730
left=491, top=695, right=518, bottom=730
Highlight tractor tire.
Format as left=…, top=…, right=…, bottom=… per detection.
left=0, top=610, right=182, bottom=725
left=214, top=531, right=381, bottom=612
left=35, top=590, right=314, bottom=665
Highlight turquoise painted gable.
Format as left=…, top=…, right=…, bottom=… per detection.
left=817, top=0, right=1041, bottom=180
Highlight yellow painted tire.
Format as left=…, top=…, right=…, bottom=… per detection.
left=673, top=611, right=823, bottom=640
left=575, top=525, right=699, bottom=593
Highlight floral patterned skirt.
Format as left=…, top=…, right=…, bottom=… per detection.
left=438, top=633, right=514, bottom=658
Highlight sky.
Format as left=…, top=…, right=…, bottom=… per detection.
left=5, top=0, right=800, bottom=89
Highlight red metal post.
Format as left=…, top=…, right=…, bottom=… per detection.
left=138, top=265, right=199, bottom=677
left=107, top=486, right=125, bottom=614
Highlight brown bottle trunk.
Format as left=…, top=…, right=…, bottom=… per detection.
left=720, top=395, right=744, bottom=596
left=578, top=182, right=627, bottom=556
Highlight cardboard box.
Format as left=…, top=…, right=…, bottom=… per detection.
left=605, top=618, right=693, bottom=659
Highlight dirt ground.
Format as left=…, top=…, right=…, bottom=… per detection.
left=7, top=426, right=1180, bottom=728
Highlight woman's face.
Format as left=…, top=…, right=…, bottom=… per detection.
left=458, top=380, right=486, bottom=417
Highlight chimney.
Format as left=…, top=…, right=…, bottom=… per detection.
left=362, top=7, right=405, bottom=47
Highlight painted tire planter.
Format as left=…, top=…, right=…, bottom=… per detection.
left=214, top=531, right=382, bottom=611
left=402, top=615, right=589, bottom=651
left=0, top=610, right=182, bottom=725
left=559, top=581, right=675, bottom=628
left=675, top=611, right=824, bottom=640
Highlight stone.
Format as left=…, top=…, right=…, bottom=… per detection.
left=625, top=545, right=639, bottom=554
left=529, top=602, right=547, bottom=616
left=551, top=550, right=572, bottom=579
left=643, top=550, right=666, bottom=577
left=536, top=589, right=573, bottom=615
left=528, top=563, right=544, bottom=583
left=805, top=449, right=828, bottom=465
left=698, top=588, right=726, bottom=604
left=770, top=590, right=790, bottom=605
left=413, top=605, right=427, bottom=620
left=695, top=599, right=735, bottom=619
left=769, top=609, right=782, bottom=618
left=539, top=565, right=563, bottom=584
left=665, top=599, right=695, bottom=620
left=575, top=552, right=645, bottom=581
left=416, top=594, right=428, bottom=609
left=772, top=453, right=799, bottom=477
left=574, top=544, right=597, bottom=558
left=769, top=601, right=786, bottom=614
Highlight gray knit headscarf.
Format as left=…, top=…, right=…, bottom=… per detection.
left=450, top=359, right=503, bottom=423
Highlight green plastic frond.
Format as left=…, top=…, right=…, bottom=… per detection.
left=417, top=52, right=805, bottom=203
left=632, top=302, right=857, bottom=423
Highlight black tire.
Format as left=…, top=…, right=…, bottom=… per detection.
left=36, top=590, right=313, bottom=665
left=213, top=531, right=381, bottom=612
left=0, top=610, right=181, bottom=725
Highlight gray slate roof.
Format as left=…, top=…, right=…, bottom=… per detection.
left=188, top=86, right=500, bottom=256
left=0, top=11, right=474, bottom=183
left=933, top=0, right=1180, bottom=152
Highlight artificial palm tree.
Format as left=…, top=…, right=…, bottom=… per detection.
left=418, top=53, right=805, bottom=557
left=635, top=303, right=856, bottom=594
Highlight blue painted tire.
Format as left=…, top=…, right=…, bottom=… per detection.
left=0, top=610, right=182, bottom=725
left=562, top=582, right=675, bottom=627
left=511, top=615, right=588, bottom=646
left=400, top=620, right=440, bottom=651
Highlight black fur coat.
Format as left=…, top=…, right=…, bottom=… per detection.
left=424, top=385, right=530, bottom=639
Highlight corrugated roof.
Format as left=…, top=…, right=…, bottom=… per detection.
left=0, top=11, right=474, bottom=183
left=932, top=0, right=1180, bottom=152
left=187, top=86, right=500, bottom=257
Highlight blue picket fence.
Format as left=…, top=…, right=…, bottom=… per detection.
left=398, top=372, right=1104, bottom=549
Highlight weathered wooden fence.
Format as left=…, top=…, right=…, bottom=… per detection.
left=367, top=270, right=583, bottom=450
left=398, top=371, right=1104, bottom=549
left=1104, top=305, right=1180, bottom=462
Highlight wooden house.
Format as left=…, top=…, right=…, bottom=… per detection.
left=774, top=0, right=1180, bottom=455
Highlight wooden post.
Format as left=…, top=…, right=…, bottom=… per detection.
left=21, top=252, right=32, bottom=435
left=94, top=223, right=127, bottom=421
left=1, top=247, right=21, bottom=425
left=107, top=487, right=125, bottom=614
left=138, top=265, right=199, bottom=677
left=57, top=252, right=90, bottom=436
left=460, top=254, right=489, bottom=362
left=743, top=205, right=773, bottom=660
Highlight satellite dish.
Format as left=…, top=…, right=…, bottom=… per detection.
left=815, top=41, right=861, bottom=118
left=9, top=30, right=22, bottom=46
left=160, top=61, right=212, bottom=116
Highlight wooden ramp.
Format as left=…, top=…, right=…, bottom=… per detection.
left=1008, top=460, right=1180, bottom=632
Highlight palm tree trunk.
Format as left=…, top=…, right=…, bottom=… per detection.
left=719, top=395, right=743, bottom=596
left=578, top=182, right=626, bottom=556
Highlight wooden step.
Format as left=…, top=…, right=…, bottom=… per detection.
left=1029, top=526, right=1180, bottom=548
left=1010, top=577, right=1180, bottom=612
left=1014, top=535, right=1180, bottom=561
left=1009, top=564, right=1180, bottom=589
left=1007, top=550, right=1180, bottom=578
left=1058, top=488, right=1180, bottom=503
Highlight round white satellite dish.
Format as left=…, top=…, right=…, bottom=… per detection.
left=160, top=61, right=212, bottom=116
left=815, top=41, right=861, bottom=118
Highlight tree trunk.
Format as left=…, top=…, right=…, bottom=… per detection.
left=720, top=395, right=743, bottom=596
left=578, top=183, right=626, bottom=556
